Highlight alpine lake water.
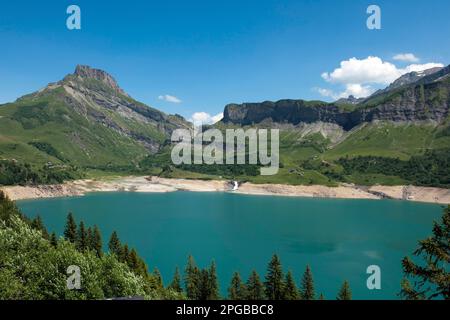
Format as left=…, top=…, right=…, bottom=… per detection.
left=18, top=191, right=444, bottom=300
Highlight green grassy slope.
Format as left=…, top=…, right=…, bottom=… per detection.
left=0, top=90, right=149, bottom=167
left=0, top=68, right=191, bottom=175
left=323, top=123, right=440, bottom=160
left=146, top=121, right=450, bottom=187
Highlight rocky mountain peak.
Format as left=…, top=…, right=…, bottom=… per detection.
left=361, top=66, right=445, bottom=103
left=388, top=67, right=443, bottom=90
left=335, top=95, right=364, bottom=105
left=73, top=65, right=127, bottom=96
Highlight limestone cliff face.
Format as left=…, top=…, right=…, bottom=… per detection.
left=354, top=81, right=450, bottom=124
left=223, top=66, right=450, bottom=130
left=223, top=100, right=351, bottom=128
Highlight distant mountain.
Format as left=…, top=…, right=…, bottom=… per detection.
left=334, top=95, right=364, bottom=106
left=366, top=66, right=444, bottom=100
left=222, top=65, right=450, bottom=130
left=388, top=67, right=443, bottom=89
left=0, top=65, right=190, bottom=167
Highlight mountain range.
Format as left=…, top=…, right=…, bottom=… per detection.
left=1, top=64, right=449, bottom=186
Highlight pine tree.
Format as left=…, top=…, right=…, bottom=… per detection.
left=169, top=267, right=183, bottom=293
left=319, top=293, right=325, bottom=300
left=31, top=215, right=49, bottom=239
left=207, top=261, right=220, bottom=300
left=77, top=221, right=88, bottom=251
left=86, top=227, right=94, bottom=250
left=108, top=231, right=122, bottom=256
left=63, top=212, right=77, bottom=243
left=246, top=270, right=265, bottom=300
left=128, top=248, right=139, bottom=271
left=400, top=206, right=450, bottom=300
left=137, top=257, right=149, bottom=278
left=198, top=269, right=212, bottom=300
left=337, top=280, right=352, bottom=300
left=300, top=265, right=315, bottom=300
left=92, top=225, right=102, bottom=257
left=264, top=254, right=284, bottom=300
left=191, top=261, right=220, bottom=300
left=121, top=244, right=130, bottom=263
left=228, top=272, right=246, bottom=300
left=184, top=255, right=200, bottom=300
left=50, top=232, right=58, bottom=247
left=283, top=270, right=300, bottom=300
left=0, top=191, right=23, bottom=223
left=153, top=267, right=163, bottom=289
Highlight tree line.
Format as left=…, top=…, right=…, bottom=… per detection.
left=0, top=159, right=81, bottom=186
left=60, top=213, right=167, bottom=290
left=337, top=149, right=450, bottom=188
left=166, top=254, right=351, bottom=300
left=61, top=213, right=352, bottom=300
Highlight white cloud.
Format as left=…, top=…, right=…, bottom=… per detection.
left=341, top=84, right=374, bottom=98
left=189, top=112, right=223, bottom=125
left=393, top=53, right=419, bottom=63
left=322, top=56, right=443, bottom=86
left=315, top=88, right=335, bottom=99
left=318, top=56, right=444, bottom=100
left=322, top=56, right=400, bottom=85
left=402, top=63, right=444, bottom=73
left=211, top=112, right=224, bottom=123
left=158, top=94, right=182, bottom=103
left=315, top=84, right=374, bottom=100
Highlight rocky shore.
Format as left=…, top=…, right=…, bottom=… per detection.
left=2, top=176, right=449, bottom=205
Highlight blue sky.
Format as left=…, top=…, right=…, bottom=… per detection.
left=1, top=0, right=449, bottom=122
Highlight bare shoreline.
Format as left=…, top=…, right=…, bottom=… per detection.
left=1, top=176, right=449, bottom=205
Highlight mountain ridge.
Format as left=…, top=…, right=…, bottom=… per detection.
left=366, top=66, right=444, bottom=99
left=222, top=65, right=450, bottom=130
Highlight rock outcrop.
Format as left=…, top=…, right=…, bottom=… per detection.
left=73, top=65, right=129, bottom=97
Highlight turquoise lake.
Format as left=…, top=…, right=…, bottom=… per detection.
left=17, top=191, right=444, bottom=300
